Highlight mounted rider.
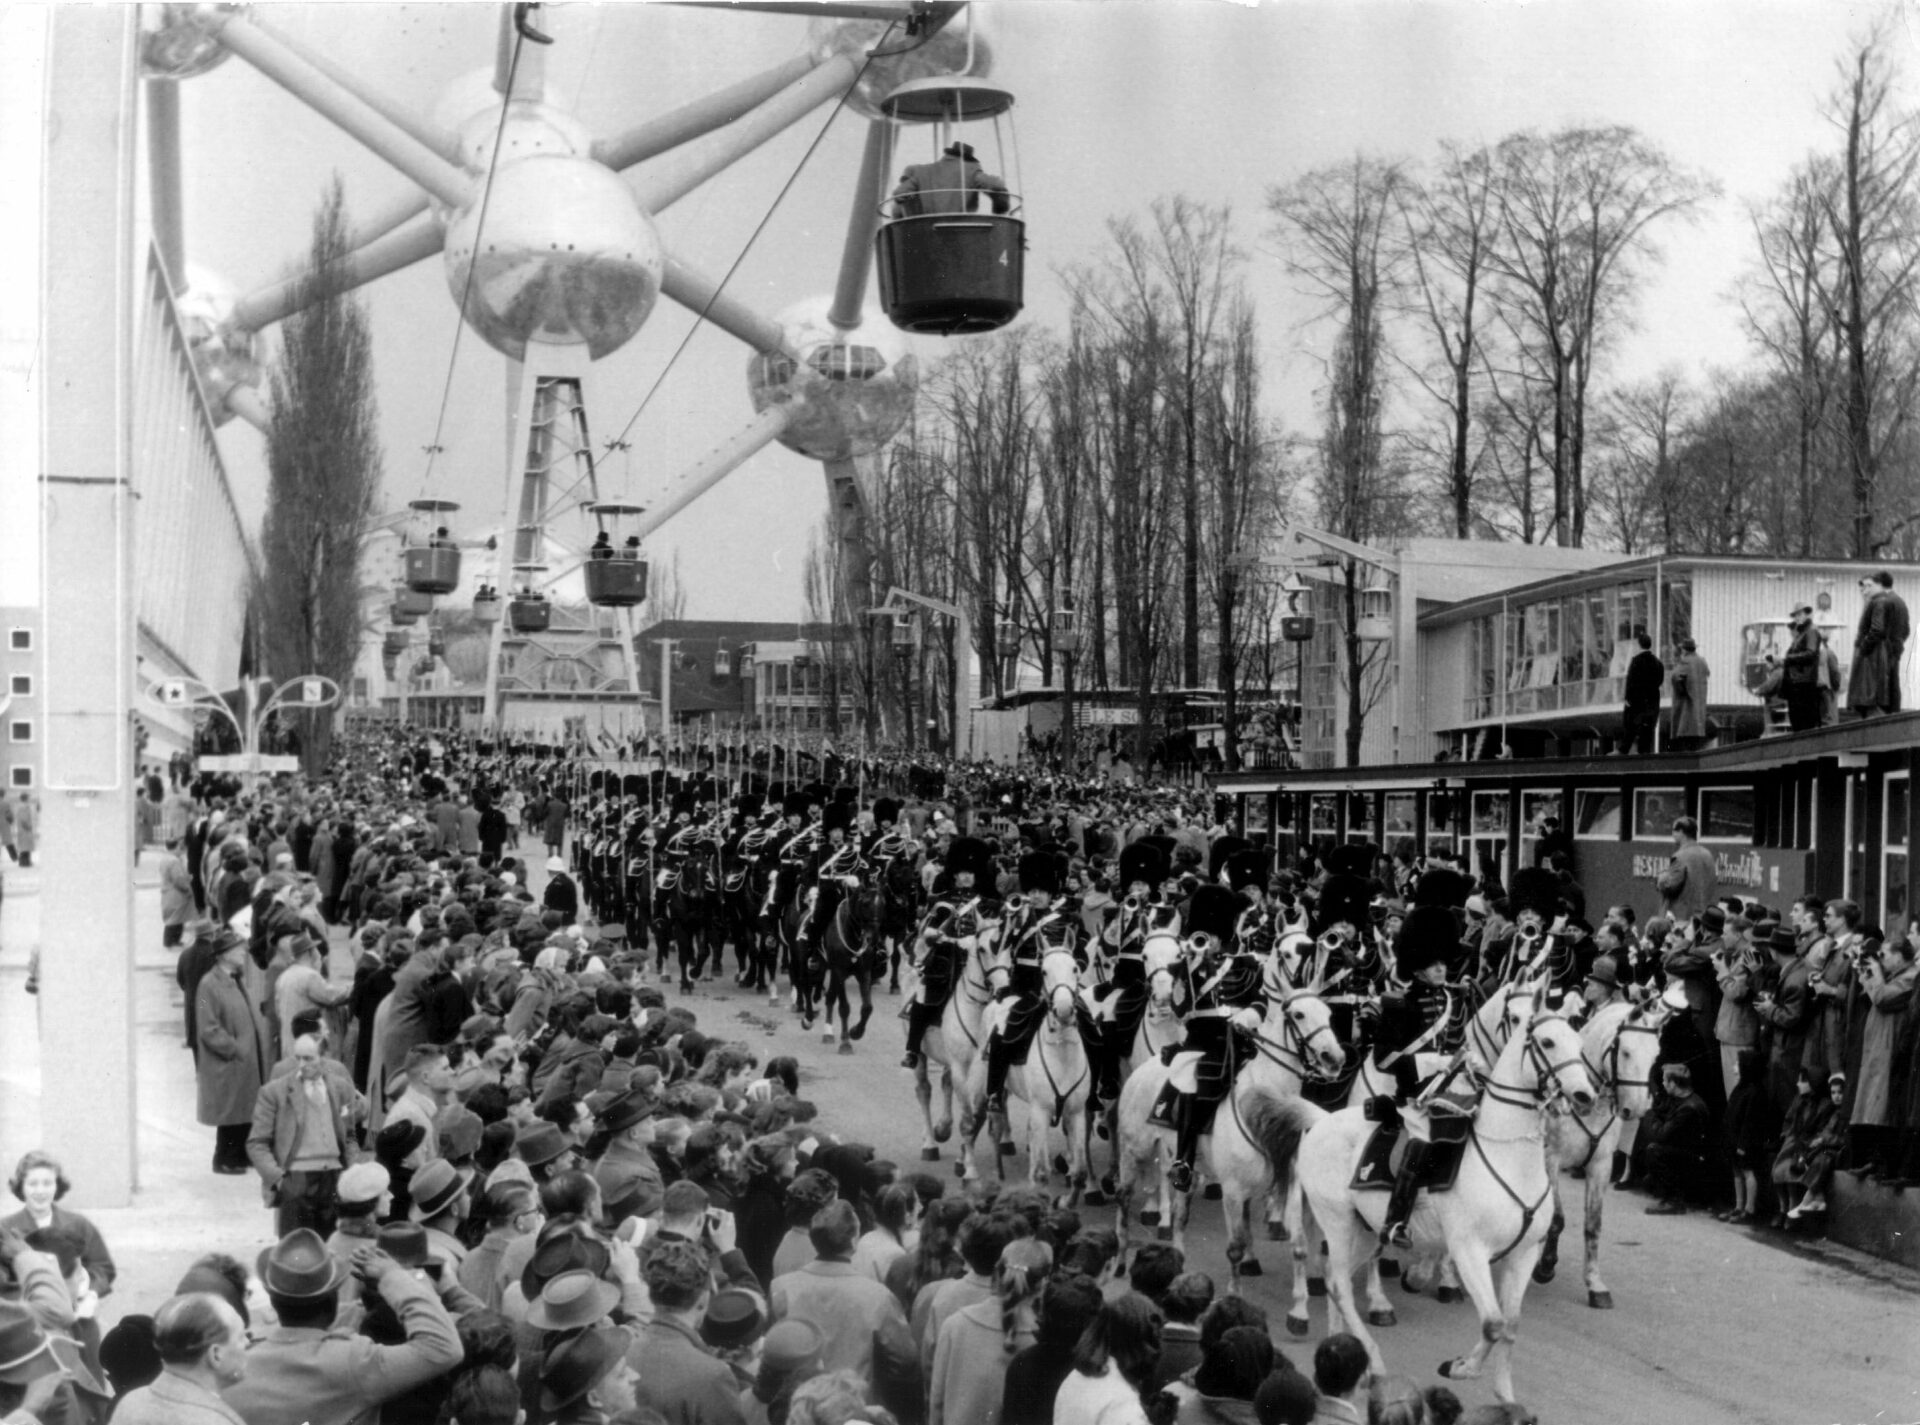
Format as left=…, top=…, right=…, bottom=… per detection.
left=983, top=850, right=1079, bottom=1112
left=771, top=788, right=822, bottom=920
left=1166, top=883, right=1269, bottom=1194
left=1478, top=867, right=1569, bottom=992
left=801, top=799, right=864, bottom=952
left=1373, top=885, right=1478, bottom=1249
left=1085, top=838, right=1175, bottom=1102
left=900, top=835, right=997, bottom=1068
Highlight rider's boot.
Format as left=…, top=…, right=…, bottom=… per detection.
left=1168, top=1093, right=1201, bottom=1195
left=984, top=1034, right=1010, bottom=1113
left=901, top=1000, right=934, bottom=1069
left=1379, top=1137, right=1433, bottom=1249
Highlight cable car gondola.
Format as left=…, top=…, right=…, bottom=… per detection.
left=875, top=77, right=1024, bottom=337
left=472, top=584, right=502, bottom=624
left=509, top=564, right=552, bottom=633
left=382, top=630, right=409, bottom=657
left=394, top=585, right=433, bottom=620
left=401, top=498, right=463, bottom=595
left=582, top=502, right=650, bottom=608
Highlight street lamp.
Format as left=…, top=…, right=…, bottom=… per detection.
left=143, top=672, right=341, bottom=778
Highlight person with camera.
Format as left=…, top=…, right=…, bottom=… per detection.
left=644, top=1180, right=763, bottom=1297
left=225, top=1234, right=461, bottom=1425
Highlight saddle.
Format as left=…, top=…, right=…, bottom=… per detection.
left=1349, top=1119, right=1470, bottom=1195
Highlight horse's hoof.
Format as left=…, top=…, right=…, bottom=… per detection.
left=1238, top=1258, right=1263, bottom=1277
left=1532, top=1262, right=1557, bottom=1285
left=1100, top=1173, right=1117, bottom=1196
left=1082, top=1188, right=1108, bottom=1207
left=1202, top=1183, right=1222, bottom=1201
left=1139, top=1210, right=1161, bottom=1227
left=1435, top=1285, right=1464, bottom=1304
left=920, top=1148, right=942, bottom=1161
left=1266, top=1220, right=1290, bottom=1242
left=837, top=1041, right=853, bottom=1056
left=1155, top=1225, right=1172, bottom=1242
left=1285, top=1315, right=1310, bottom=1339
left=822, top=1031, right=838, bottom=1044
left=1377, top=1256, right=1399, bottom=1279
left=933, top=1124, right=953, bottom=1145
left=1437, top=1360, right=1456, bottom=1380
left=1052, top=1154, right=1070, bottom=1176
left=998, top=1141, right=1017, bottom=1157
left=1367, top=1308, right=1397, bottom=1328
left=1307, top=1277, right=1327, bottom=1298
left=1588, top=1290, right=1614, bottom=1310
left=953, top=1162, right=966, bottom=1179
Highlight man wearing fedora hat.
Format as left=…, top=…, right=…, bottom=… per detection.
left=225, top=1231, right=460, bottom=1425
left=541, top=1323, right=637, bottom=1425
left=1778, top=603, right=1829, bottom=732
left=248, top=1034, right=368, bottom=1239
left=408, top=1161, right=474, bottom=1270
left=0, top=1297, right=107, bottom=1425
left=892, top=140, right=1012, bottom=218
left=195, top=929, right=271, bottom=1175
left=590, top=1091, right=663, bottom=1220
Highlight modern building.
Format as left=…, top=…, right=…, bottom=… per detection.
left=634, top=618, right=857, bottom=733
left=0, top=610, right=40, bottom=793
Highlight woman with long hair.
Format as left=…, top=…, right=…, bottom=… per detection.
left=852, top=1181, right=920, bottom=1285
left=886, top=1195, right=971, bottom=1314
left=1054, top=1293, right=1165, bottom=1425
left=926, top=1237, right=1053, bottom=1425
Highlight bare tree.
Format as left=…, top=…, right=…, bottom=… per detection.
left=1595, top=372, right=1690, bottom=554
left=261, top=178, right=382, bottom=768
left=1484, top=126, right=1718, bottom=545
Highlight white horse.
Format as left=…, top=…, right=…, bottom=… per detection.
left=911, top=905, right=1004, bottom=1182
left=1090, top=929, right=1189, bottom=1215
left=1534, top=993, right=1667, bottom=1309
left=1113, top=988, right=1344, bottom=1291
left=967, top=945, right=1097, bottom=1202
left=1293, top=996, right=1597, bottom=1403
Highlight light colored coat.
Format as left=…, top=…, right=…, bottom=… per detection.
left=770, top=1258, right=907, bottom=1380
left=195, top=965, right=269, bottom=1126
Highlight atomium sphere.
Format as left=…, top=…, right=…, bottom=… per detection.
left=432, top=69, right=590, bottom=176
left=175, top=266, right=263, bottom=425
left=442, top=155, right=664, bottom=362
left=431, top=68, right=560, bottom=144
left=140, top=5, right=243, bottom=81
left=808, top=15, right=995, bottom=122
left=746, top=297, right=919, bottom=462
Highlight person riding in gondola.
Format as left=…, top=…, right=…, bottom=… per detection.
left=900, top=836, right=997, bottom=1070
left=1372, top=902, right=1477, bottom=1249
left=983, top=851, right=1076, bottom=1113
left=589, top=530, right=614, bottom=561
left=1166, top=884, right=1269, bottom=1195
left=1086, top=839, right=1173, bottom=1104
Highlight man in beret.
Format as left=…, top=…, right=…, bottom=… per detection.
left=248, top=1033, right=368, bottom=1238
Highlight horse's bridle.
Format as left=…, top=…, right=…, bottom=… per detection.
left=1243, top=991, right=1342, bottom=1082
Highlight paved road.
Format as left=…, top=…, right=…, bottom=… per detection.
left=4, top=853, right=1918, bottom=1424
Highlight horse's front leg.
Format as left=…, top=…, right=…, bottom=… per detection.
left=1222, top=1186, right=1251, bottom=1293
left=1583, top=1140, right=1614, bottom=1308
left=1285, top=1189, right=1314, bottom=1337
left=849, top=953, right=875, bottom=1041
left=1434, top=1240, right=1508, bottom=1390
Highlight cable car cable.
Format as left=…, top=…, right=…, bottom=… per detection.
left=598, top=23, right=900, bottom=459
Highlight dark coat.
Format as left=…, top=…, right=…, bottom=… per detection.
left=1758, top=955, right=1815, bottom=1113
left=1847, top=588, right=1909, bottom=712
left=544, top=872, right=579, bottom=923
left=1624, top=648, right=1665, bottom=713
left=195, top=965, right=269, bottom=1126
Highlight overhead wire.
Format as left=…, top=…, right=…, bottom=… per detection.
left=416, top=21, right=529, bottom=501
left=598, top=21, right=903, bottom=467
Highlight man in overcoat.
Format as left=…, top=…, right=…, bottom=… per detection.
left=195, top=930, right=269, bottom=1175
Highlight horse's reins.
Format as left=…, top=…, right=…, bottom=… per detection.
left=1468, top=1013, right=1586, bottom=1264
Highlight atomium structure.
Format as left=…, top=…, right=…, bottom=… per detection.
left=141, top=0, right=1022, bottom=722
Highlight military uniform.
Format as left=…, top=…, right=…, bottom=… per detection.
left=1168, top=884, right=1268, bottom=1193
left=1085, top=840, right=1174, bottom=1100
left=900, top=837, right=996, bottom=1068
left=983, top=851, right=1077, bottom=1108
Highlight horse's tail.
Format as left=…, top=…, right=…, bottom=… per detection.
left=1238, top=1092, right=1325, bottom=1203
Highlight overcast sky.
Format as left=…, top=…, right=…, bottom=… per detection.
left=5, top=1, right=1903, bottom=617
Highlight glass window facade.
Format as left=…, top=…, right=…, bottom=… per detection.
left=1465, top=577, right=1654, bottom=721
left=1699, top=787, right=1755, bottom=842
left=1886, top=775, right=1909, bottom=932
left=1633, top=788, right=1686, bottom=839
left=1575, top=790, right=1623, bottom=839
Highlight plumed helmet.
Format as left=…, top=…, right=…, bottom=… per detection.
left=1185, top=884, right=1243, bottom=945
left=1324, top=843, right=1377, bottom=879
left=1222, top=850, right=1268, bottom=893
left=1018, top=850, right=1061, bottom=896
left=1209, top=835, right=1252, bottom=883
left=1118, top=840, right=1168, bottom=891
left=1508, top=866, right=1563, bottom=922
left=1412, top=866, right=1472, bottom=911
left=945, top=837, right=993, bottom=884
left=1314, top=875, right=1375, bottom=935
left=1395, top=905, right=1461, bottom=978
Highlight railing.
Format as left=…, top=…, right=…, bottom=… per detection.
left=133, top=246, right=259, bottom=686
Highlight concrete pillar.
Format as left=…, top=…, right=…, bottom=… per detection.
left=38, top=7, right=139, bottom=1204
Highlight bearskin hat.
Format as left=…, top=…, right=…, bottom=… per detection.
left=1324, top=842, right=1377, bottom=879
left=821, top=801, right=855, bottom=835
left=1209, top=835, right=1253, bottom=884
left=1185, top=884, right=1244, bottom=946
left=1508, top=866, right=1563, bottom=922
left=1118, top=840, right=1168, bottom=892
left=735, top=793, right=764, bottom=820
left=669, top=791, right=695, bottom=819
left=1222, top=849, right=1269, bottom=894
left=1315, top=874, right=1376, bottom=935
left=1412, top=866, right=1472, bottom=911
left=1138, top=834, right=1180, bottom=871
left=1395, top=905, right=1461, bottom=978
left=944, top=837, right=994, bottom=885
left=1018, top=850, right=1061, bottom=897
left=872, top=797, right=901, bottom=830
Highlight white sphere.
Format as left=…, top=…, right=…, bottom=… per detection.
left=442, top=155, right=664, bottom=361
left=808, top=15, right=995, bottom=122
left=746, top=297, right=919, bottom=462
left=175, top=266, right=263, bottom=426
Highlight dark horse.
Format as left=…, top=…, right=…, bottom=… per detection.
left=876, top=855, right=922, bottom=993
left=669, top=850, right=722, bottom=991
left=722, top=853, right=772, bottom=991
left=775, top=883, right=817, bottom=1029
left=821, top=884, right=886, bottom=1053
